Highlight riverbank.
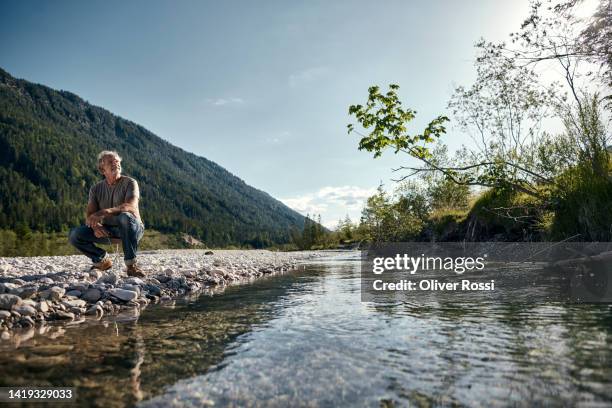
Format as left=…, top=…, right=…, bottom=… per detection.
left=0, top=249, right=324, bottom=337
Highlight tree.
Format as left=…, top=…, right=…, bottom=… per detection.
left=348, top=82, right=555, bottom=200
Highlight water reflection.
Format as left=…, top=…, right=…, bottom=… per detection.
left=0, top=254, right=611, bottom=407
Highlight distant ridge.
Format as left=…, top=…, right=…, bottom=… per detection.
left=0, top=67, right=304, bottom=247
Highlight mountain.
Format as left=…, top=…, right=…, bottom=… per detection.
left=0, top=67, right=304, bottom=247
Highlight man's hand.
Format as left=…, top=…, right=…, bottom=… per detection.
left=86, top=212, right=106, bottom=228
left=93, top=225, right=110, bottom=238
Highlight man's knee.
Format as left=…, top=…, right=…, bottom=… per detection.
left=68, top=227, right=81, bottom=246
left=117, top=212, right=136, bottom=229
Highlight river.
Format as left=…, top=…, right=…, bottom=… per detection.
left=1, top=252, right=611, bottom=407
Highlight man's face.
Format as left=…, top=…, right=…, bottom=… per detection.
left=101, top=155, right=122, bottom=178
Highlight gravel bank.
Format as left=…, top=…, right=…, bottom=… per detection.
left=0, top=249, right=324, bottom=336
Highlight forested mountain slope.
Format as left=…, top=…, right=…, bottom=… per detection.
left=0, top=68, right=304, bottom=247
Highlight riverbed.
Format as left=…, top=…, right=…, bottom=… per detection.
left=1, top=252, right=611, bottom=406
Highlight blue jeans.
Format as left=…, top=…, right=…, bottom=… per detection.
left=69, top=212, right=145, bottom=265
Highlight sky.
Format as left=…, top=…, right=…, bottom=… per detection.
left=0, top=0, right=535, bottom=228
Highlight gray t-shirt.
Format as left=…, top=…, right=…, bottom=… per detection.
left=88, top=176, right=142, bottom=226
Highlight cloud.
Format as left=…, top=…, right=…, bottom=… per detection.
left=263, top=131, right=290, bottom=145
left=206, top=97, right=244, bottom=106
left=281, top=185, right=377, bottom=229
left=288, top=67, right=329, bottom=88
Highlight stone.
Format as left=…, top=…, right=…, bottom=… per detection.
left=204, top=251, right=214, bottom=255
left=89, top=270, right=103, bottom=280
left=143, top=284, right=161, bottom=296
left=62, top=299, right=87, bottom=309
left=44, top=265, right=55, bottom=272
left=0, top=283, right=18, bottom=293
left=156, top=275, right=171, bottom=283
left=52, top=311, right=75, bottom=320
left=36, top=302, right=49, bottom=313
left=82, top=288, right=102, bottom=303
left=66, top=290, right=82, bottom=297
left=181, top=269, right=197, bottom=277
left=125, top=277, right=144, bottom=286
left=85, top=304, right=103, bottom=318
left=0, top=294, right=22, bottom=310
left=164, top=268, right=175, bottom=276
left=19, top=316, right=35, bottom=328
left=41, top=286, right=65, bottom=301
left=13, top=305, right=37, bottom=317
left=121, top=284, right=141, bottom=295
left=0, top=310, right=11, bottom=320
left=15, top=286, right=38, bottom=299
left=108, top=288, right=138, bottom=302
left=38, top=277, right=55, bottom=285
left=96, top=273, right=118, bottom=285
left=0, top=331, right=9, bottom=340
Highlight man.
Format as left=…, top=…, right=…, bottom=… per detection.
left=69, top=150, right=146, bottom=277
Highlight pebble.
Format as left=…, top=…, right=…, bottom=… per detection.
left=96, top=273, right=118, bottom=285
left=13, top=305, right=37, bottom=316
left=0, top=249, right=323, bottom=334
left=108, top=288, right=138, bottom=302
left=53, top=311, right=75, bottom=320
left=0, top=294, right=22, bottom=310
left=82, top=288, right=102, bottom=303
left=36, top=301, right=49, bottom=313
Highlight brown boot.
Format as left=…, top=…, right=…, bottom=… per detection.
left=126, top=264, right=146, bottom=278
left=90, top=258, right=112, bottom=271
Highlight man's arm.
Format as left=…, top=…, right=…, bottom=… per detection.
left=91, top=197, right=139, bottom=219
left=86, top=201, right=110, bottom=238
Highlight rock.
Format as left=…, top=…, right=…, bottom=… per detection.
left=181, top=269, right=197, bottom=277
left=68, top=284, right=89, bottom=293
left=125, top=277, right=145, bottom=286
left=62, top=299, right=87, bottom=309
left=143, top=284, right=161, bottom=296
left=19, top=316, right=35, bottom=328
left=52, top=311, right=75, bottom=320
left=36, top=301, right=49, bottom=313
left=0, top=310, right=11, bottom=320
left=38, top=277, right=55, bottom=285
left=0, top=263, right=12, bottom=274
left=82, top=288, right=102, bottom=303
left=44, top=265, right=55, bottom=272
left=41, top=286, right=65, bottom=301
left=89, top=270, right=102, bottom=280
left=163, top=268, right=175, bottom=276
left=211, top=268, right=228, bottom=278
left=15, top=286, right=38, bottom=299
left=0, top=283, right=18, bottom=293
left=13, top=305, right=37, bottom=316
left=66, top=290, right=82, bottom=297
left=156, top=275, right=171, bottom=283
left=85, top=304, right=103, bottom=318
left=121, top=284, right=141, bottom=295
left=204, top=251, right=214, bottom=255
left=11, top=278, right=26, bottom=286
left=0, top=331, right=9, bottom=340
left=108, top=288, right=138, bottom=302
left=96, top=273, right=118, bottom=285
left=0, top=294, right=22, bottom=310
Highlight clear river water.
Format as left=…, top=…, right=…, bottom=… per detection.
left=1, top=252, right=611, bottom=407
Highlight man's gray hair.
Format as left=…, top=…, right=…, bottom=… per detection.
left=97, top=150, right=122, bottom=172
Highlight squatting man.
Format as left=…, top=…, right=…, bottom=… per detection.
left=69, top=151, right=146, bottom=277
